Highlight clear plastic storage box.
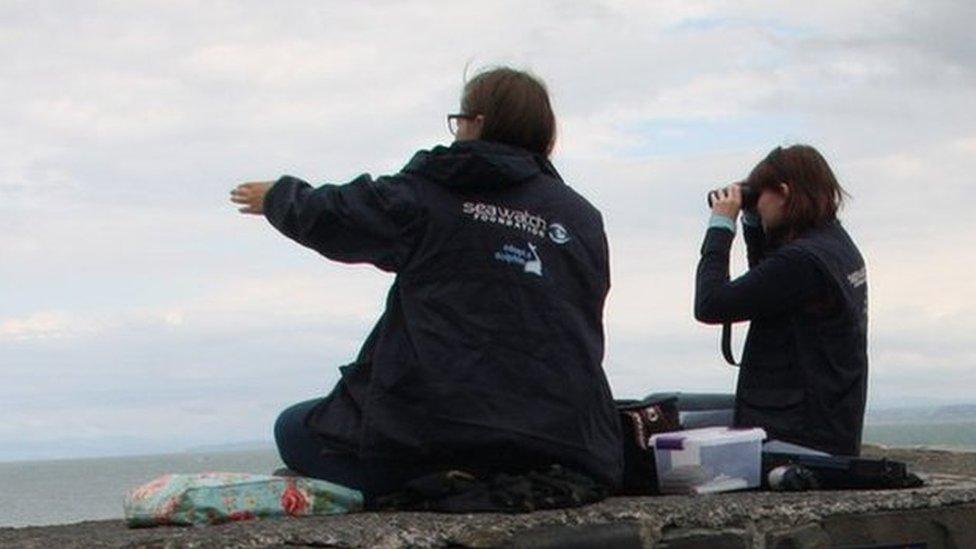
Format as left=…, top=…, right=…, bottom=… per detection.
left=649, top=427, right=767, bottom=494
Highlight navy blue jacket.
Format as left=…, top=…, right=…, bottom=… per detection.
left=695, top=219, right=868, bottom=456
left=263, top=140, right=623, bottom=486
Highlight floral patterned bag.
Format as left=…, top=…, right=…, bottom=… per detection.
left=124, top=472, right=363, bottom=527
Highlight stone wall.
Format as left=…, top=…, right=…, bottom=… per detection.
left=3, top=446, right=975, bottom=548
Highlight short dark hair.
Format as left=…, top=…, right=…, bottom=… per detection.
left=747, top=144, right=848, bottom=242
left=461, top=67, right=557, bottom=156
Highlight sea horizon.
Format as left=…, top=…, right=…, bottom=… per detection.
left=0, top=441, right=277, bottom=466
left=7, top=401, right=976, bottom=465
left=3, top=420, right=976, bottom=529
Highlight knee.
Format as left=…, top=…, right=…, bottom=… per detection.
left=273, top=409, right=290, bottom=450
left=273, top=399, right=318, bottom=464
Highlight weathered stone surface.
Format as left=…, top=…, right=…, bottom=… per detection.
left=507, top=521, right=651, bottom=548
left=765, top=522, right=832, bottom=549
left=656, top=527, right=750, bottom=548
left=1, top=445, right=975, bottom=548
left=861, top=444, right=976, bottom=476
left=822, top=504, right=976, bottom=548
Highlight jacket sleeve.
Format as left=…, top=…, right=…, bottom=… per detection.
left=262, top=173, right=423, bottom=272
left=742, top=214, right=766, bottom=268
left=694, top=228, right=829, bottom=324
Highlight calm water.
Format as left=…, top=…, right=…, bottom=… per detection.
left=3, top=424, right=976, bottom=528
left=0, top=448, right=282, bottom=528
left=863, top=421, right=976, bottom=451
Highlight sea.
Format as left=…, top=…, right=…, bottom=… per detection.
left=2, top=422, right=976, bottom=528
left=0, top=448, right=282, bottom=528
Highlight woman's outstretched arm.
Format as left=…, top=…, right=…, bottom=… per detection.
left=231, top=174, right=424, bottom=272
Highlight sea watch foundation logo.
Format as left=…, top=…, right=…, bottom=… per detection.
left=462, top=202, right=547, bottom=238
left=462, top=201, right=572, bottom=245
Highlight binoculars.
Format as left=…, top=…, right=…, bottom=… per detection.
left=707, top=182, right=759, bottom=210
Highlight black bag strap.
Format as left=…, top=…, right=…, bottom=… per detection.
left=721, top=322, right=739, bottom=366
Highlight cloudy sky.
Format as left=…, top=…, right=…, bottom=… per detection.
left=2, top=1, right=974, bottom=461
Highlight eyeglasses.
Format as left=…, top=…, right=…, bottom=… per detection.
left=447, top=113, right=478, bottom=136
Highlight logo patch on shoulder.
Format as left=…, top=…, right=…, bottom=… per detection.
left=547, top=223, right=571, bottom=244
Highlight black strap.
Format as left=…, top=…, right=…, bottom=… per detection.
left=721, top=322, right=739, bottom=366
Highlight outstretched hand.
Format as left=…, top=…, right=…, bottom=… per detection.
left=230, top=181, right=274, bottom=215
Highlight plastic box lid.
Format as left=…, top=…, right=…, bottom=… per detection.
left=650, top=427, right=766, bottom=450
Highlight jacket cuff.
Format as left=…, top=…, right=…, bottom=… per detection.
left=262, top=177, right=282, bottom=217
left=708, top=213, right=736, bottom=234
left=263, top=175, right=299, bottom=226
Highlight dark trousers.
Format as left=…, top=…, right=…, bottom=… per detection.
left=274, top=393, right=742, bottom=499
left=273, top=399, right=433, bottom=500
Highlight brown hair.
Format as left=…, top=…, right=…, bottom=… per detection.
left=461, top=67, right=557, bottom=156
left=747, top=144, right=848, bottom=242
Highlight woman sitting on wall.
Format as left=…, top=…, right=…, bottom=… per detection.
left=695, top=145, right=868, bottom=456
left=230, top=67, right=623, bottom=499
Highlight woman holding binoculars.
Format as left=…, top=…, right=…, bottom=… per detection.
left=695, top=145, right=868, bottom=456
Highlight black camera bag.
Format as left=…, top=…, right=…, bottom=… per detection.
left=615, top=396, right=680, bottom=495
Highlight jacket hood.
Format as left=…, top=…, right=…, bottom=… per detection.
left=403, top=140, right=560, bottom=189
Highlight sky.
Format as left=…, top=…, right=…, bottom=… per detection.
left=2, top=1, right=975, bottom=461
